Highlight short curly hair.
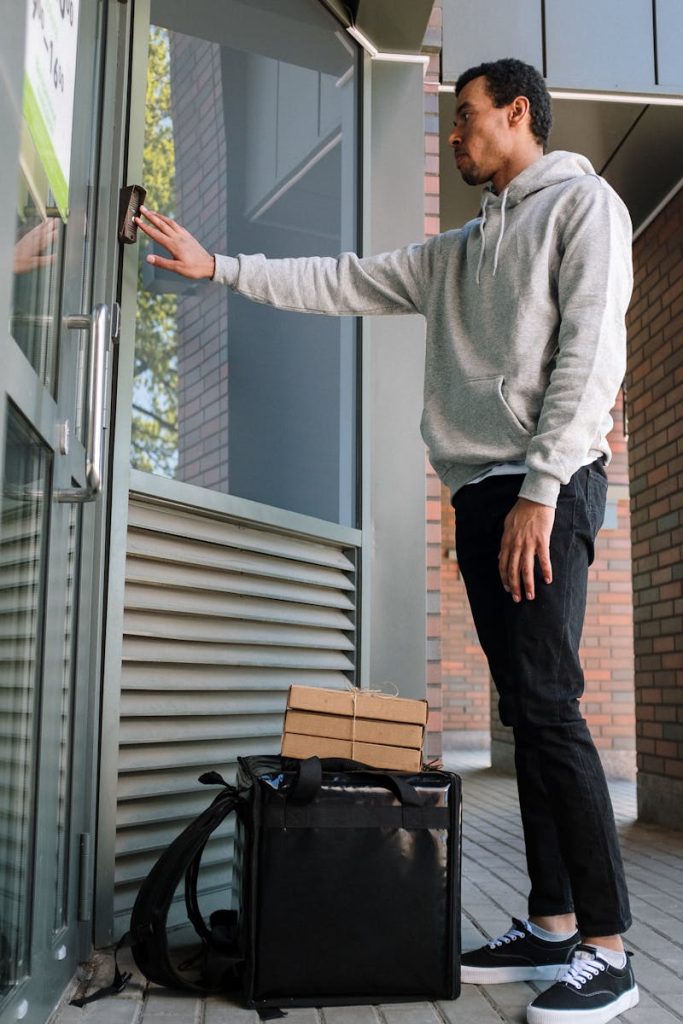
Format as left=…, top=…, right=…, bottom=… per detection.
left=455, top=58, right=553, bottom=151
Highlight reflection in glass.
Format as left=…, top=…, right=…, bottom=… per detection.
left=11, top=122, right=63, bottom=391
left=132, top=0, right=359, bottom=526
left=0, top=407, right=50, bottom=999
left=132, top=25, right=178, bottom=478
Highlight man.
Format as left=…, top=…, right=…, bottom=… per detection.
left=137, top=57, right=637, bottom=1024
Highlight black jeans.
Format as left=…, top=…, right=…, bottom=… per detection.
left=452, top=462, right=632, bottom=936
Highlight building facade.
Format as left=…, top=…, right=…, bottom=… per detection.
left=1, top=2, right=682, bottom=1023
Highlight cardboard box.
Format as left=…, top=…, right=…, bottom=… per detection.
left=281, top=685, right=427, bottom=772
left=286, top=684, right=428, bottom=726
left=284, top=709, right=423, bottom=749
left=281, top=732, right=422, bottom=772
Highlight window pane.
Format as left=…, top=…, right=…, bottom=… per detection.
left=132, top=0, right=359, bottom=526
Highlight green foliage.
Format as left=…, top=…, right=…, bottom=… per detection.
left=130, top=26, right=179, bottom=476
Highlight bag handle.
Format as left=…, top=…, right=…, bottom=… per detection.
left=289, top=756, right=425, bottom=807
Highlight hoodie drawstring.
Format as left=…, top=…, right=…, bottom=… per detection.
left=476, top=188, right=509, bottom=285
left=492, top=189, right=508, bottom=277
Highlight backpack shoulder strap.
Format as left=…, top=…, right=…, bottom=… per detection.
left=129, top=779, right=242, bottom=993
left=71, top=776, right=243, bottom=1007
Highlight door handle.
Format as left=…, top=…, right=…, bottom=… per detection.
left=55, top=304, right=111, bottom=503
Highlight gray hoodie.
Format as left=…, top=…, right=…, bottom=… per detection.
left=213, top=151, right=633, bottom=508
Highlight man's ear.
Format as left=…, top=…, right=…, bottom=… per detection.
left=509, top=95, right=530, bottom=127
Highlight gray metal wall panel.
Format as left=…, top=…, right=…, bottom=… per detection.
left=545, top=0, right=655, bottom=90
left=441, top=0, right=543, bottom=84
left=656, top=0, right=683, bottom=88
left=114, top=496, right=358, bottom=930
left=442, top=0, right=678, bottom=94
left=366, top=61, right=427, bottom=701
left=355, top=0, right=435, bottom=52
left=597, top=103, right=683, bottom=232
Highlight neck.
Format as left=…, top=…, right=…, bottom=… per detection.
left=491, top=147, right=544, bottom=194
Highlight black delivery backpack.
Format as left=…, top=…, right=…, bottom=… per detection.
left=106, top=755, right=462, bottom=1010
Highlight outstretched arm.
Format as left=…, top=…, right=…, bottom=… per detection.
left=136, top=207, right=437, bottom=316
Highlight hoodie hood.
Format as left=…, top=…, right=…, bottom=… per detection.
left=484, top=150, right=597, bottom=209
left=475, top=151, right=597, bottom=283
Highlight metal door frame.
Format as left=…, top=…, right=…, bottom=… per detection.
left=0, top=1, right=131, bottom=1020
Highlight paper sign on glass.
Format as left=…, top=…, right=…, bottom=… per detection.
left=23, top=0, right=81, bottom=220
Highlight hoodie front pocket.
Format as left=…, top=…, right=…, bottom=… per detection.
left=422, top=374, right=533, bottom=469
left=469, top=375, right=532, bottom=444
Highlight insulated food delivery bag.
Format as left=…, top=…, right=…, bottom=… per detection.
left=234, top=754, right=462, bottom=1008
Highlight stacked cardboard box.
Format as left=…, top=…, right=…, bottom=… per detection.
left=281, top=684, right=427, bottom=771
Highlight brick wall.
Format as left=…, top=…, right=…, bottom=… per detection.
left=626, top=185, right=683, bottom=827
left=440, top=483, right=491, bottom=747
left=423, top=3, right=443, bottom=759
left=580, top=392, right=635, bottom=779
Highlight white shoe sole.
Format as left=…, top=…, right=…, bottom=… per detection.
left=526, top=984, right=640, bottom=1024
left=461, top=963, right=570, bottom=984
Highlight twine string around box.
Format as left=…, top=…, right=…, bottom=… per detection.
left=343, top=680, right=400, bottom=761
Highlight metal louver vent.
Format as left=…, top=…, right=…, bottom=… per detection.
left=114, top=496, right=358, bottom=930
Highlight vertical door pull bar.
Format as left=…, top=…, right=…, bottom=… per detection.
left=56, top=304, right=111, bottom=503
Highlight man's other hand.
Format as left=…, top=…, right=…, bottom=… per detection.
left=135, top=207, right=215, bottom=280
left=498, top=497, right=555, bottom=602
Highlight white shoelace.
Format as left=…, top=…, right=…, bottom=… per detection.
left=560, top=953, right=606, bottom=990
left=486, top=924, right=526, bottom=949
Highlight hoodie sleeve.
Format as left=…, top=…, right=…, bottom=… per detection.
left=212, top=238, right=440, bottom=317
left=518, top=179, right=633, bottom=508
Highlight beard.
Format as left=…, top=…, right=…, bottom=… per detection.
left=459, top=168, right=480, bottom=186
left=455, top=155, right=486, bottom=186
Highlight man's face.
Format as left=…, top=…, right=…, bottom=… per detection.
left=449, top=76, right=512, bottom=187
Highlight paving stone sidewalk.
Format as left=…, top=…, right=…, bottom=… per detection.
left=53, top=751, right=683, bottom=1024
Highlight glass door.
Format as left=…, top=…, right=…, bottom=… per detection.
left=0, top=2, right=111, bottom=1022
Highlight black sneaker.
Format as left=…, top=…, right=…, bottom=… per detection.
left=526, top=944, right=639, bottom=1024
left=461, top=918, right=580, bottom=984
